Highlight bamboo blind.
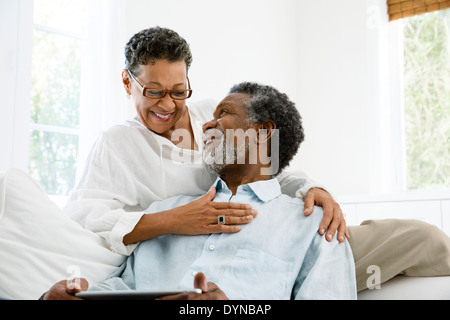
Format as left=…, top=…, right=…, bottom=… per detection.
left=387, top=0, right=450, bottom=21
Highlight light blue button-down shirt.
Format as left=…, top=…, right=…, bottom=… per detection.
left=90, top=178, right=357, bottom=299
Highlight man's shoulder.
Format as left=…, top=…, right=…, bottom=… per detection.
left=273, top=193, right=310, bottom=210
left=271, top=194, right=324, bottom=223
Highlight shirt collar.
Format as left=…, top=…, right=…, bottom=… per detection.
left=213, top=177, right=281, bottom=203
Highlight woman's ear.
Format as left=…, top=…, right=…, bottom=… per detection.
left=122, top=69, right=132, bottom=96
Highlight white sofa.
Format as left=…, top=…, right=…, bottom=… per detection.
left=1, top=168, right=449, bottom=300
left=358, top=275, right=450, bottom=300
left=0, top=168, right=125, bottom=300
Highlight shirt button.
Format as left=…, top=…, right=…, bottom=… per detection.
left=209, top=244, right=216, bottom=251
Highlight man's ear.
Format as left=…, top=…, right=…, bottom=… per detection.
left=122, top=69, right=132, bottom=95
left=256, top=120, right=277, bottom=144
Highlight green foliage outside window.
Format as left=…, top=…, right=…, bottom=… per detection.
left=403, top=9, right=450, bottom=190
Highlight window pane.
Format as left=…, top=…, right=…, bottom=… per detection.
left=31, top=29, right=81, bottom=129
left=403, top=9, right=450, bottom=190
left=33, top=0, right=88, bottom=36
left=29, top=130, right=79, bottom=196
left=29, top=0, right=88, bottom=196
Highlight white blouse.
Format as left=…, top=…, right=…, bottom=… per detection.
left=64, top=99, right=323, bottom=255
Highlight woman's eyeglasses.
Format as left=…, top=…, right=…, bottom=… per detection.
left=127, top=70, right=193, bottom=100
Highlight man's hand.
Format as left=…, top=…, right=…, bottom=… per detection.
left=303, top=188, right=349, bottom=243
left=158, top=272, right=228, bottom=300
left=42, top=278, right=89, bottom=300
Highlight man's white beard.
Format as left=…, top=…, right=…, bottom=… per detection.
left=202, top=129, right=246, bottom=174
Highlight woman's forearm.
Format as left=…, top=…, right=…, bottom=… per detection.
left=123, top=210, right=175, bottom=245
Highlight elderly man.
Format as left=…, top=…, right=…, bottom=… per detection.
left=44, top=82, right=357, bottom=300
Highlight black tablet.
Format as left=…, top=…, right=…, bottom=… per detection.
left=75, top=289, right=202, bottom=300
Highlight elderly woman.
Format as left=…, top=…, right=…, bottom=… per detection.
left=64, top=27, right=347, bottom=257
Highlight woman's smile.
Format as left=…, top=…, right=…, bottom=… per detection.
left=150, top=110, right=176, bottom=122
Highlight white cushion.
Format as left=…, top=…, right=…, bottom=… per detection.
left=358, top=275, right=450, bottom=300
left=0, top=168, right=126, bottom=300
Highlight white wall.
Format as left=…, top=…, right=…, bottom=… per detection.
left=293, top=0, right=370, bottom=196
left=124, top=0, right=372, bottom=197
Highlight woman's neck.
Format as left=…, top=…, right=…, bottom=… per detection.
left=161, top=107, right=197, bottom=151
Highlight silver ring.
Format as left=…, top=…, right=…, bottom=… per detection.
left=218, top=215, right=226, bottom=225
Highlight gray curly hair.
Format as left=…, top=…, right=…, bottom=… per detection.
left=124, top=26, right=193, bottom=76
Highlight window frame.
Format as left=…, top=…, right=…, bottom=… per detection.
left=391, top=11, right=450, bottom=194
left=388, top=19, right=408, bottom=192
left=366, top=1, right=450, bottom=197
